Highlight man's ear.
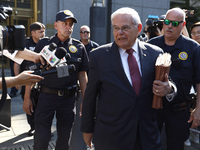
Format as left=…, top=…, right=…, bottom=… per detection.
left=54, top=22, right=57, bottom=30
left=183, top=21, right=186, bottom=26
left=30, top=30, right=34, bottom=36
left=138, top=24, right=143, bottom=33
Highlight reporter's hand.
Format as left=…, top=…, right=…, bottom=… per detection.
left=33, top=53, right=46, bottom=65
left=15, top=71, right=44, bottom=86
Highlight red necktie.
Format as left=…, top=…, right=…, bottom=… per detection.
left=126, top=49, right=141, bottom=95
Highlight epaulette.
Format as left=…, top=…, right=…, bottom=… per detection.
left=25, top=37, right=30, bottom=41
left=72, top=38, right=82, bottom=44
left=40, top=37, right=51, bottom=42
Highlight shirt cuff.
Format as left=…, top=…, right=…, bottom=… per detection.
left=165, top=82, right=177, bottom=102
left=3, top=50, right=24, bottom=64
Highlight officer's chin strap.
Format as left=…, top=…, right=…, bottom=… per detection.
left=0, top=48, right=8, bottom=112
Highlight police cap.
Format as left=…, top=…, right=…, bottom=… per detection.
left=56, top=10, right=77, bottom=23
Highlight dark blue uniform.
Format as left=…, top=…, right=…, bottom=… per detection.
left=81, top=40, right=99, bottom=75
left=81, top=40, right=99, bottom=56
left=20, top=37, right=36, bottom=131
left=148, top=35, right=200, bottom=150
left=33, top=34, right=89, bottom=150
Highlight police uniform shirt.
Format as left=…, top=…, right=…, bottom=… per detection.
left=81, top=40, right=99, bottom=56
left=20, top=37, right=37, bottom=96
left=148, top=35, right=200, bottom=103
left=34, top=34, right=89, bottom=89
left=20, top=37, right=36, bottom=72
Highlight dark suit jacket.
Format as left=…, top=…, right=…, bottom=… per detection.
left=81, top=41, right=163, bottom=150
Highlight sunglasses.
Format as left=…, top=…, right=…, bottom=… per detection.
left=164, top=19, right=183, bottom=27
left=80, top=31, right=90, bottom=34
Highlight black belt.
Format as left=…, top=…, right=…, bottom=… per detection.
left=164, top=101, right=188, bottom=112
left=41, top=85, right=77, bottom=97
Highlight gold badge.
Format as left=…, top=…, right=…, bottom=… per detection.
left=64, top=10, right=73, bottom=16
left=178, top=52, right=188, bottom=60
left=69, top=45, right=77, bottom=53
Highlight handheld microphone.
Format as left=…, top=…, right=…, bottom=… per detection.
left=26, top=47, right=68, bottom=71
left=49, top=43, right=57, bottom=51
left=54, top=47, right=68, bottom=61
left=40, top=46, right=67, bottom=67
left=32, top=63, right=76, bottom=78
left=59, top=51, right=71, bottom=64
left=40, top=43, right=59, bottom=67
left=32, top=46, right=68, bottom=75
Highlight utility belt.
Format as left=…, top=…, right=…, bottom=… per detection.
left=41, top=85, right=77, bottom=97
left=164, top=101, right=188, bottom=112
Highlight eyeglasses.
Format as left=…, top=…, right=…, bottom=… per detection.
left=112, top=25, right=135, bottom=32
left=191, top=30, right=200, bottom=36
left=80, top=31, right=90, bottom=34
left=164, top=19, right=183, bottom=27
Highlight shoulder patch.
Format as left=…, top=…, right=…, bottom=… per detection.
left=69, top=45, right=77, bottom=53
left=72, top=38, right=81, bottom=44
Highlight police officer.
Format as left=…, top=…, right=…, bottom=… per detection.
left=148, top=8, right=200, bottom=150
left=80, top=25, right=99, bottom=56
left=26, top=10, right=89, bottom=150
left=14, top=22, right=45, bottom=136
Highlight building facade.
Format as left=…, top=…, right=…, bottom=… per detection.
left=2, top=0, right=200, bottom=67
left=37, top=0, right=170, bottom=45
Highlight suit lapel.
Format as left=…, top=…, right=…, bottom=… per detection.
left=109, top=41, right=151, bottom=96
left=138, top=41, right=150, bottom=94
left=109, top=42, right=136, bottom=94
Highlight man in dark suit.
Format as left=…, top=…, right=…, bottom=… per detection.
left=81, top=7, right=175, bottom=150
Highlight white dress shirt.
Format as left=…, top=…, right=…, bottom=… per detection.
left=119, top=39, right=141, bottom=86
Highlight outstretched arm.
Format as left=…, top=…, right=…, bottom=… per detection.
left=15, top=49, right=45, bottom=65
left=0, top=71, right=43, bottom=89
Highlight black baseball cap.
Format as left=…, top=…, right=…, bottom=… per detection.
left=56, top=10, right=77, bottom=23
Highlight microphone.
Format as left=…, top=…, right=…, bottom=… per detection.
left=32, top=63, right=76, bottom=78
left=40, top=46, right=67, bottom=67
left=54, top=47, right=67, bottom=60
left=40, top=43, right=61, bottom=67
left=49, top=43, right=57, bottom=51
left=59, top=52, right=71, bottom=64
left=26, top=47, right=71, bottom=71
left=32, top=46, right=67, bottom=75
left=28, top=46, right=68, bottom=71
left=26, top=63, right=41, bottom=70
left=51, top=47, right=69, bottom=66
left=32, top=69, right=57, bottom=76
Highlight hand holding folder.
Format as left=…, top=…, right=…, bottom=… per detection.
left=152, top=53, right=172, bottom=109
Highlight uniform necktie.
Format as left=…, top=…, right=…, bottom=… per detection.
left=126, top=49, right=141, bottom=95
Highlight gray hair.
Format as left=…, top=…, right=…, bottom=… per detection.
left=111, top=7, right=141, bottom=25
left=80, top=25, right=90, bottom=32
